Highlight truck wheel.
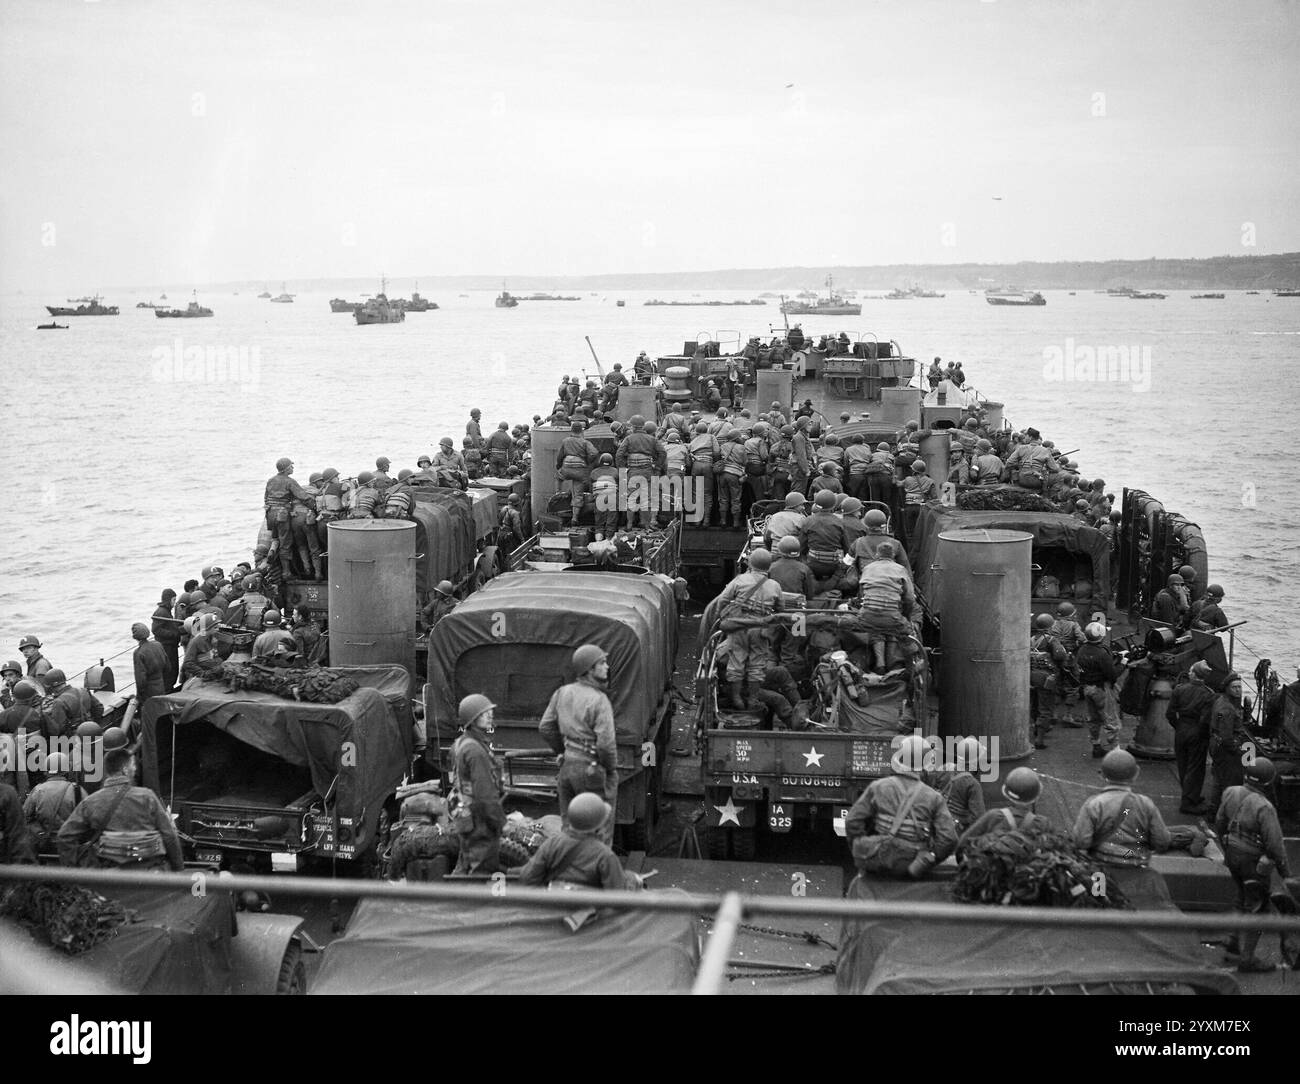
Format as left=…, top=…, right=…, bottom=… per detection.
left=275, top=941, right=306, bottom=995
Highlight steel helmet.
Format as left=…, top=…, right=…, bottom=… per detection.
left=598, top=453, right=613, bottom=466
left=417, top=455, right=432, bottom=467
left=397, top=468, right=414, bottom=481
left=695, top=422, right=709, bottom=434
left=357, top=470, right=375, bottom=484
left=12, top=679, right=41, bottom=703
left=275, top=457, right=293, bottom=472
left=842, top=497, right=863, bottom=516
left=1033, top=613, right=1055, bottom=630
left=45, top=668, right=67, bottom=687
left=628, top=415, right=645, bottom=430
left=1056, top=601, right=1076, bottom=616
left=102, top=727, right=134, bottom=755
left=440, top=437, right=454, bottom=447
left=863, top=509, right=887, bottom=529
left=784, top=491, right=805, bottom=508
left=1244, top=758, right=1276, bottom=787
left=1101, top=748, right=1139, bottom=783
left=571, top=644, right=607, bottom=676
left=322, top=467, right=339, bottom=481
left=1166, top=573, right=1182, bottom=588
left=1074, top=499, right=1089, bottom=511
left=262, top=609, right=281, bottom=626
left=1206, top=584, right=1224, bottom=598
left=458, top=693, right=496, bottom=728
left=309, top=471, right=323, bottom=485
left=1084, top=622, right=1107, bottom=642
left=777, top=536, right=801, bottom=556
left=876, top=442, right=891, bottom=452
left=910, top=459, right=928, bottom=473
left=376, top=456, right=391, bottom=469
left=813, top=490, right=837, bottom=509
left=18, top=635, right=41, bottom=650
left=1001, top=767, right=1041, bottom=803
left=434, top=580, right=454, bottom=597
left=1178, top=565, right=1196, bottom=583
left=567, top=791, right=611, bottom=833
left=748, top=548, right=773, bottom=571
left=75, top=720, right=102, bottom=739
left=833, top=493, right=849, bottom=510
left=0, top=659, right=21, bottom=678
left=953, top=737, right=985, bottom=771
left=892, top=734, right=929, bottom=775
left=243, top=574, right=262, bottom=592
left=44, top=751, right=70, bottom=775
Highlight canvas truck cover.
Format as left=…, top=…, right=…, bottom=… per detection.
left=408, top=493, right=476, bottom=596
left=310, top=894, right=698, bottom=995
left=4, top=888, right=236, bottom=995
left=911, top=506, right=1111, bottom=613
left=465, top=486, right=502, bottom=544
left=141, top=665, right=414, bottom=848
left=835, top=874, right=1238, bottom=995
left=427, top=571, right=678, bottom=748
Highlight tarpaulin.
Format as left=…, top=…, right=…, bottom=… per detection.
left=310, top=893, right=698, bottom=995
left=835, top=873, right=1238, bottom=995
left=466, top=487, right=501, bottom=543
left=427, top=571, right=678, bottom=750
left=11, top=887, right=236, bottom=995
left=911, top=506, right=1111, bottom=612
left=141, top=666, right=414, bottom=851
left=408, top=493, right=476, bottom=596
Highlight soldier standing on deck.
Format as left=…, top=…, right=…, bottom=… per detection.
left=1166, top=661, right=1216, bottom=815
left=18, top=636, right=52, bottom=686
left=264, top=458, right=310, bottom=583
left=451, top=694, right=505, bottom=874
left=151, top=589, right=181, bottom=691
left=1208, top=674, right=1250, bottom=815
left=539, top=645, right=618, bottom=845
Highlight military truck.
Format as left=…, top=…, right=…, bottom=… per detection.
left=140, top=664, right=415, bottom=872
left=425, top=570, right=679, bottom=848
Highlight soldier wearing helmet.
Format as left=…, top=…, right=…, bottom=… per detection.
left=466, top=408, right=484, bottom=449
left=956, top=768, right=1052, bottom=858
left=799, top=488, right=852, bottom=594
left=0, top=679, right=46, bottom=794
left=769, top=535, right=815, bottom=601
left=22, top=751, right=86, bottom=852
left=422, top=580, right=457, bottom=631
left=264, top=458, right=311, bottom=582
left=925, top=736, right=988, bottom=832
left=1165, top=660, right=1217, bottom=814
left=0, top=775, right=35, bottom=864
left=349, top=470, right=381, bottom=519
left=253, top=610, right=296, bottom=661
left=41, top=670, right=86, bottom=739
left=17, top=636, right=52, bottom=686
left=370, top=456, right=394, bottom=494
left=616, top=416, right=666, bottom=529
left=1075, top=621, right=1123, bottom=756
left=150, top=589, right=182, bottom=691
left=451, top=693, right=505, bottom=873
left=845, top=734, right=958, bottom=878
left=1191, top=584, right=1228, bottom=631
left=0, top=658, right=23, bottom=710
left=789, top=416, right=815, bottom=496
left=688, top=422, right=722, bottom=524
left=518, top=792, right=644, bottom=894
left=58, top=727, right=184, bottom=872
left=431, top=438, right=468, bottom=489
left=1208, top=673, right=1251, bottom=814
left=1072, top=749, right=1171, bottom=870
left=181, top=612, right=223, bottom=681
left=539, top=646, right=618, bottom=842
left=556, top=420, right=600, bottom=528
left=713, top=551, right=784, bottom=711
left=762, top=491, right=807, bottom=552
left=1152, top=573, right=1190, bottom=629
left=484, top=421, right=516, bottom=476
left=384, top=790, right=458, bottom=881
left=900, top=458, right=938, bottom=539
left=855, top=541, right=917, bottom=671
left=1028, top=613, right=1072, bottom=749
left=131, top=623, right=170, bottom=709
left=1216, top=758, right=1291, bottom=972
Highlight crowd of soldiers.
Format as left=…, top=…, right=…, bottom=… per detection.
left=261, top=408, right=535, bottom=584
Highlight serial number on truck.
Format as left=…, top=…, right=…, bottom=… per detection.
left=780, top=775, right=844, bottom=787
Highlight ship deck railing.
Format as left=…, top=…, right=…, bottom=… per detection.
left=4, top=863, right=1298, bottom=996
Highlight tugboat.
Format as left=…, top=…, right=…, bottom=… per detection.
left=353, top=276, right=405, bottom=324
left=155, top=291, right=213, bottom=318
left=495, top=286, right=519, bottom=308
left=270, top=283, right=295, bottom=303
left=45, top=295, right=119, bottom=316
left=780, top=275, right=861, bottom=316
left=984, top=287, right=1047, bottom=306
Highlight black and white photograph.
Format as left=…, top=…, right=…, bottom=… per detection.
left=1, top=0, right=1297, bottom=1039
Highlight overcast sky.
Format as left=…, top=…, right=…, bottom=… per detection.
left=2, top=0, right=1297, bottom=291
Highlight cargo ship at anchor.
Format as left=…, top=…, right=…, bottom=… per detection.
left=780, top=276, right=861, bottom=316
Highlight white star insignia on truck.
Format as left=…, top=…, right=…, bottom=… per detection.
left=803, top=746, right=825, bottom=768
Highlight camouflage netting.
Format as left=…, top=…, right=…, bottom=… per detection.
left=957, top=486, right=1061, bottom=513
left=0, top=882, right=134, bottom=954
left=953, top=827, right=1129, bottom=909
left=204, top=661, right=359, bottom=703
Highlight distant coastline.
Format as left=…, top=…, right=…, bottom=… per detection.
left=45, top=250, right=1300, bottom=296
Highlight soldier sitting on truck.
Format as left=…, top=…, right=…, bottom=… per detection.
left=715, top=550, right=784, bottom=711
left=855, top=541, right=916, bottom=671
left=518, top=793, right=647, bottom=896
left=846, top=734, right=957, bottom=879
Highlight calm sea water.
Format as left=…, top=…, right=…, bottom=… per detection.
left=1, top=285, right=1297, bottom=686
